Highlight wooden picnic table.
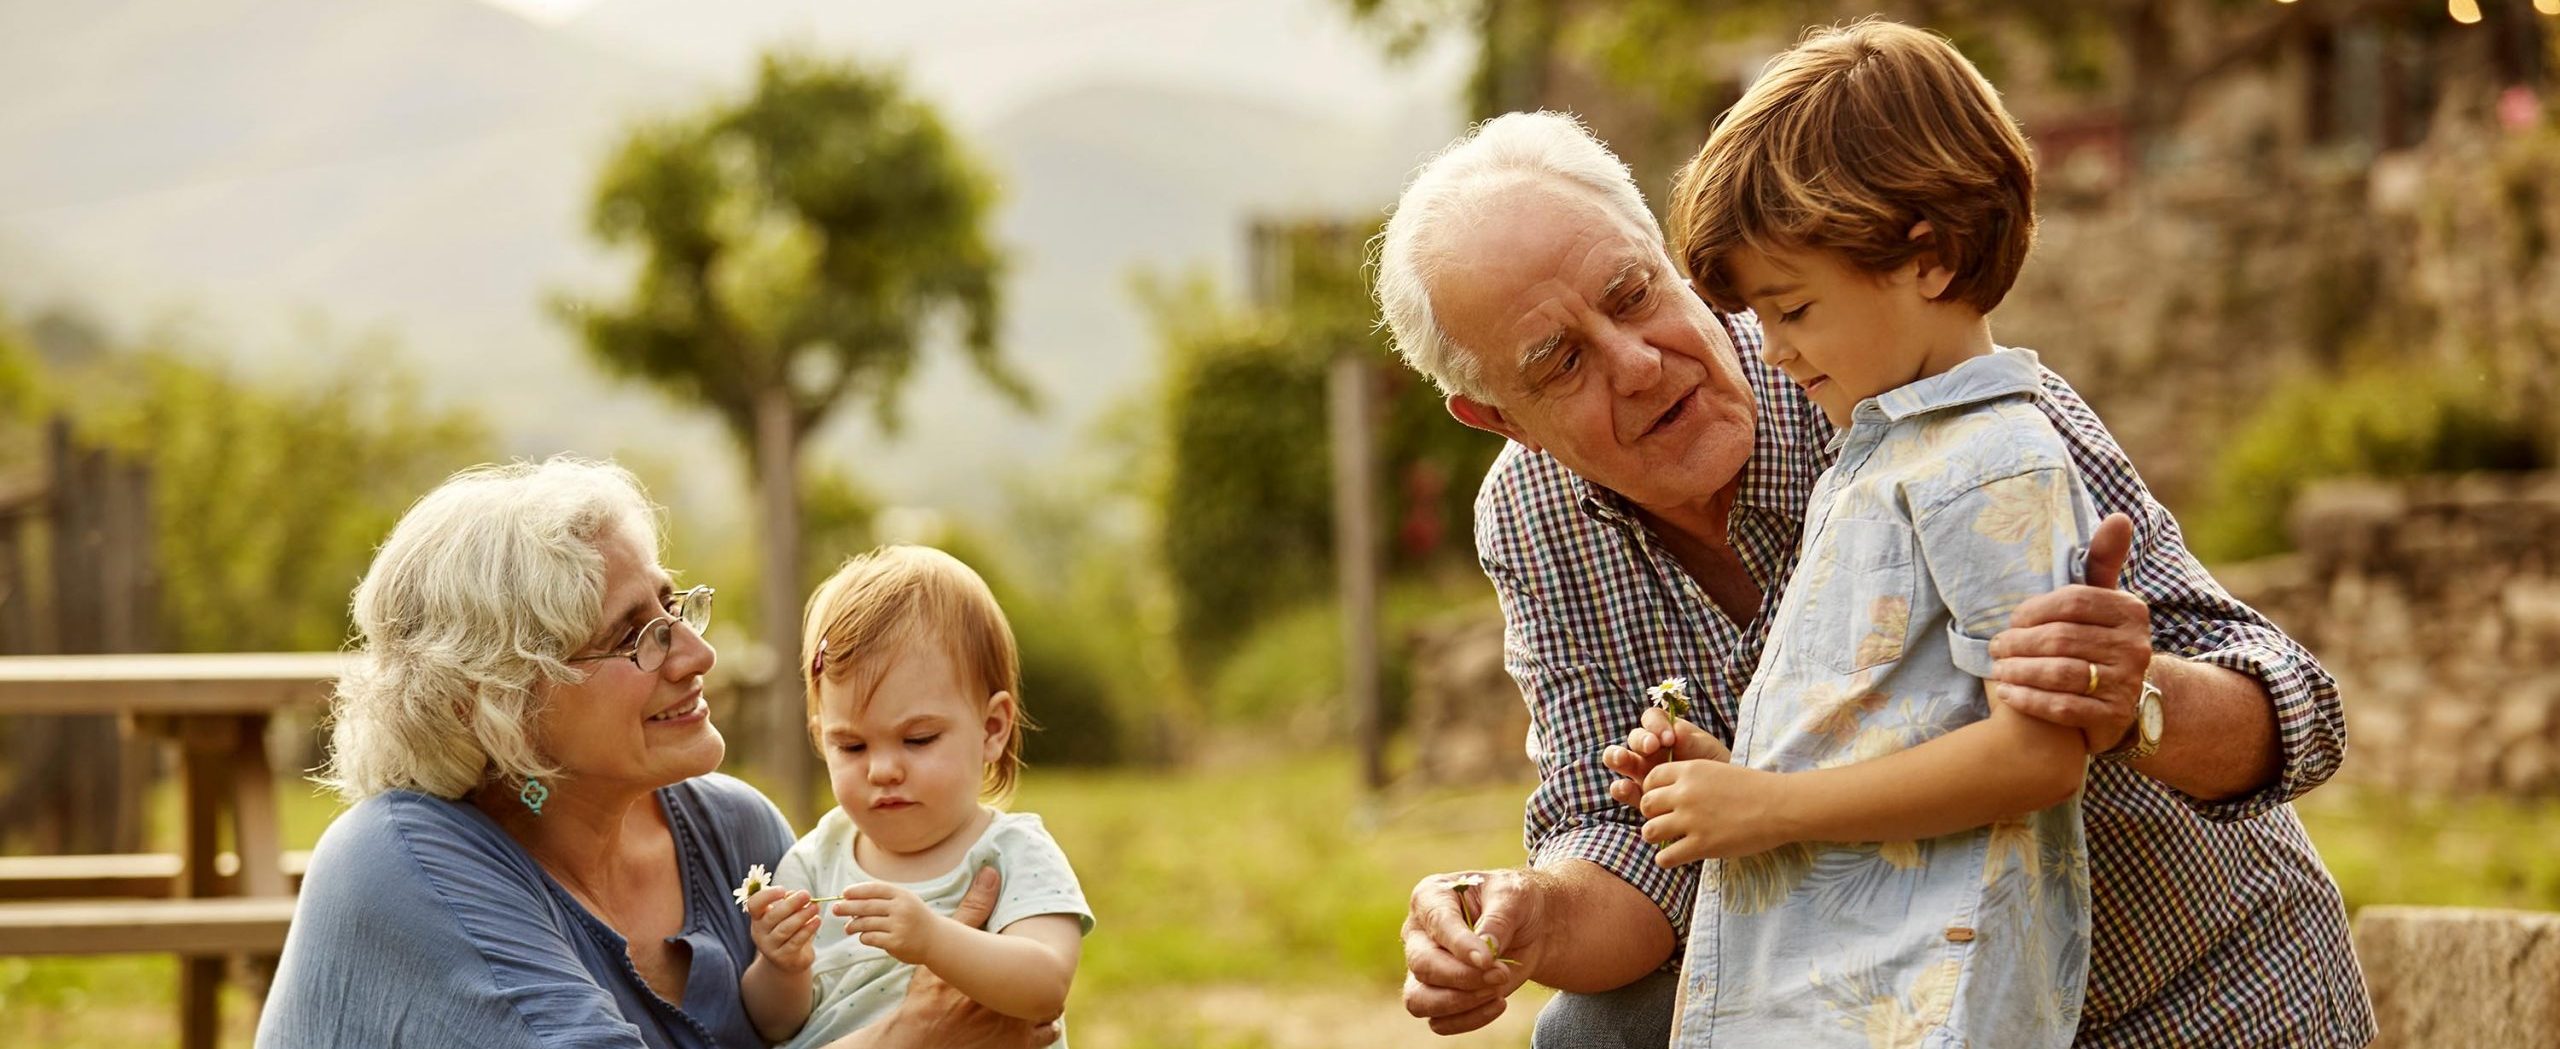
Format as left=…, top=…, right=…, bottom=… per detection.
left=0, top=651, right=345, bottom=1049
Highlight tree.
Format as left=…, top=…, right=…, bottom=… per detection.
left=561, top=52, right=1024, bottom=823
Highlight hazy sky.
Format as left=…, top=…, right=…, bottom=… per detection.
left=552, top=0, right=1471, bottom=127
left=478, top=0, right=595, bottom=21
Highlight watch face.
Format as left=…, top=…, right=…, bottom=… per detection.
left=2139, top=694, right=2165, bottom=741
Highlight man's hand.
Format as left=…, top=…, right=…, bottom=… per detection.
left=835, top=881, right=943, bottom=967
left=1602, top=706, right=1730, bottom=809
left=1990, top=512, right=2151, bottom=753
left=1637, top=760, right=1788, bottom=867
left=1401, top=869, right=1545, bottom=1035
left=746, top=886, right=821, bottom=972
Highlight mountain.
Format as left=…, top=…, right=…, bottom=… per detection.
left=0, top=0, right=713, bottom=479
left=0, top=0, right=1465, bottom=522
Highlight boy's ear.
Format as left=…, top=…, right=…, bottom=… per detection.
left=1905, top=220, right=1958, bottom=300
left=981, top=690, right=1017, bottom=765
left=1447, top=394, right=1540, bottom=451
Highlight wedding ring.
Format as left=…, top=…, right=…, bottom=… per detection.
left=2084, top=662, right=2102, bottom=696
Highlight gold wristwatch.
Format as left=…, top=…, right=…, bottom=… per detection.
left=2100, top=676, right=2164, bottom=763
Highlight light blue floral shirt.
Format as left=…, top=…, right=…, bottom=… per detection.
left=1674, top=349, right=2096, bottom=1049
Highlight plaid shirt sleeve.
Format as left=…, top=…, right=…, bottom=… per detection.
left=2038, top=380, right=2348, bottom=821
left=1476, top=448, right=1697, bottom=947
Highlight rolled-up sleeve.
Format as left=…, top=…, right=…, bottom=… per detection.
left=1486, top=546, right=1697, bottom=943
left=2051, top=386, right=2348, bottom=820
left=2142, top=543, right=2347, bottom=820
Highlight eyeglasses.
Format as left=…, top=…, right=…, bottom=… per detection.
left=567, top=585, right=714, bottom=674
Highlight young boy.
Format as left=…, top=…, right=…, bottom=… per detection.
left=1628, top=19, right=2099, bottom=1046
left=737, top=545, right=1093, bottom=1048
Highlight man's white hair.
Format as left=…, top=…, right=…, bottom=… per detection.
left=1373, top=111, right=1663, bottom=402
left=317, top=457, right=661, bottom=801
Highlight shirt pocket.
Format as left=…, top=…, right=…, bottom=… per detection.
left=1805, top=517, right=1920, bottom=676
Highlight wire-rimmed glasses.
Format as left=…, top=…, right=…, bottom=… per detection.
left=566, top=585, right=713, bottom=674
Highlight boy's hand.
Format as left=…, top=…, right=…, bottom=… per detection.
left=745, top=887, right=820, bottom=972
left=834, top=881, right=942, bottom=966
left=1602, top=706, right=1731, bottom=810
left=1638, top=759, right=1786, bottom=867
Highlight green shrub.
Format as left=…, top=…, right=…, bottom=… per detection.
left=1202, top=577, right=1496, bottom=740
left=2188, top=355, right=2546, bottom=562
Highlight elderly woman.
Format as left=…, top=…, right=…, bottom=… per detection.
left=256, top=458, right=1050, bottom=1049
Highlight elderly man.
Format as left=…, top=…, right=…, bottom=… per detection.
left=1377, top=112, right=2370, bottom=1047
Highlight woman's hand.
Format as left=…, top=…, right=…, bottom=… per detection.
left=828, top=867, right=1060, bottom=1049
left=834, top=882, right=943, bottom=967
left=745, top=887, right=820, bottom=972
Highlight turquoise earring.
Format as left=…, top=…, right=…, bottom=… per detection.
left=519, top=777, right=550, bottom=815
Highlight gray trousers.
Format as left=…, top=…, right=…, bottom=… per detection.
left=1530, top=970, right=1678, bottom=1049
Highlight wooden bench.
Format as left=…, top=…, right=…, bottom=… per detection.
left=0, top=652, right=342, bottom=1049
left=0, top=897, right=296, bottom=956
left=0, top=851, right=312, bottom=900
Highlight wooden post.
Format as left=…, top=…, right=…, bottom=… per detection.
left=36, top=420, right=128, bottom=855
left=1329, top=354, right=1386, bottom=793
left=0, top=510, right=30, bottom=655
left=175, top=715, right=232, bottom=1049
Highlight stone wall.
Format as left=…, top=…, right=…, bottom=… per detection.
left=1404, top=611, right=1531, bottom=786
left=2353, top=906, right=2560, bottom=1049
left=2221, top=472, right=2560, bottom=798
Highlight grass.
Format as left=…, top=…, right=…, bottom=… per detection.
left=2295, top=784, right=2560, bottom=914
left=8, top=753, right=2560, bottom=1048
left=2, top=751, right=1548, bottom=1049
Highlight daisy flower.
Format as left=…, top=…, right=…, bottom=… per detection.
left=1645, top=677, right=1692, bottom=720
left=733, top=863, right=773, bottom=913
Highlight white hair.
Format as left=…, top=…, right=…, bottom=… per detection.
left=1373, top=111, right=1663, bottom=402
left=317, top=457, right=662, bottom=801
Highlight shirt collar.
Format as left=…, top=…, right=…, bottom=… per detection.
left=1863, top=346, right=2046, bottom=424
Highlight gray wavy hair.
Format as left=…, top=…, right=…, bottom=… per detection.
left=1373, top=110, right=1663, bottom=402
left=317, top=457, right=661, bottom=801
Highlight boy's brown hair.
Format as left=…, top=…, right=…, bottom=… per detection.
left=1669, top=18, right=2036, bottom=315
left=801, top=544, right=1032, bottom=799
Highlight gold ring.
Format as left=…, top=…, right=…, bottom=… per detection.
left=2084, top=662, right=2102, bottom=696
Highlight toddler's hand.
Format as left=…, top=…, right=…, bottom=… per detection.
left=745, top=887, right=820, bottom=972
left=834, top=881, right=941, bottom=966
left=1638, top=758, right=1784, bottom=867
left=1603, top=706, right=1731, bottom=809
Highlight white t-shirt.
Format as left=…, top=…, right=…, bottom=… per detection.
left=772, top=806, right=1093, bottom=1049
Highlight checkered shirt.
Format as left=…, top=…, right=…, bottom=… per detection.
left=1475, top=310, right=2374, bottom=1047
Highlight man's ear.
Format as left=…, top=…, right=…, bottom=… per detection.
left=1905, top=220, right=1957, bottom=300
left=1446, top=394, right=1539, bottom=450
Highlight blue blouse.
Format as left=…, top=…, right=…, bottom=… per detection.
left=256, top=773, right=795, bottom=1049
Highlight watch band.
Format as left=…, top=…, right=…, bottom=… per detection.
left=2099, top=677, right=2164, bottom=763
